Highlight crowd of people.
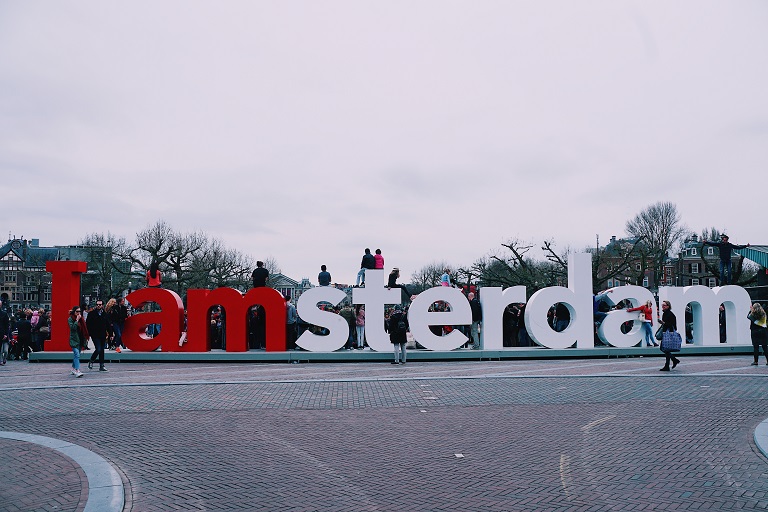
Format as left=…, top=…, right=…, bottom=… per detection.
left=1, top=243, right=766, bottom=370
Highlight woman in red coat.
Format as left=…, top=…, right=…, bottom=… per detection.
left=627, top=300, right=658, bottom=347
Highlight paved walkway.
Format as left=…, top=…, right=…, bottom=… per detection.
left=1, top=356, right=768, bottom=511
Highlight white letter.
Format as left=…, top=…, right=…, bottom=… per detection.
left=524, top=253, right=594, bottom=349
left=479, top=287, right=526, bottom=349
left=296, top=287, right=349, bottom=351
left=408, top=287, right=471, bottom=350
left=352, top=270, right=403, bottom=352
left=659, top=285, right=751, bottom=345
left=596, top=286, right=656, bottom=348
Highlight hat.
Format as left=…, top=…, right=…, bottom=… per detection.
left=392, top=267, right=400, bottom=272
left=721, top=234, right=729, bottom=239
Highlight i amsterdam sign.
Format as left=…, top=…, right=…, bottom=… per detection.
left=46, top=254, right=753, bottom=353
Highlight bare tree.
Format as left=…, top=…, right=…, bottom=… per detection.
left=79, top=220, right=279, bottom=294
left=625, top=202, right=689, bottom=288
left=410, top=261, right=450, bottom=294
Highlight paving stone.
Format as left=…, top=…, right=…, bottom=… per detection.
left=0, top=357, right=767, bottom=511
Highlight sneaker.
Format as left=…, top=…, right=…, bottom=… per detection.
left=659, top=367, right=670, bottom=372
left=75, top=370, right=84, bottom=378
left=87, top=361, right=93, bottom=370
left=115, top=347, right=122, bottom=353
left=751, top=362, right=758, bottom=366
left=99, top=366, right=108, bottom=372
left=70, top=369, right=76, bottom=375
left=391, top=361, right=399, bottom=364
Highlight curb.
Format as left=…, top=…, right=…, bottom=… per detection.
left=755, top=418, right=768, bottom=460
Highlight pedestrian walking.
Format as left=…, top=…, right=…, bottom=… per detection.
left=748, top=303, right=768, bottom=366
left=658, top=300, right=681, bottom=371
left=68, top=306, right=84, bottom=377
left=87, top=300, right=109, bottom=372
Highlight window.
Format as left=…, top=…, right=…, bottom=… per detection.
left=607, top=280, right=613, bottom=288
left=707, top=247, right=714, bottom=255
left=691, top=248, right=697, bottom=256
left=692, top=278, right=700, bottom=286
left=642, top=277, right=649, bottom=287
left=691, top=263, right=699, bottom=274
left=635, top=263, right=641, bottom=271
left=708, top=278, right=717, bottom=288
left=666, top=278, right=672, bottom=285
left=4, top=272, right=16, bottom=283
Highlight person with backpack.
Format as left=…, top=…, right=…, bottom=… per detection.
left=386, top=305, right=409, bottom=365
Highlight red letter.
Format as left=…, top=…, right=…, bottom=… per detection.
left=187, top=287, right=286, bottom=352
left=45, top=261, right=87, bottom=351
left=123, top=288, right=185, bottom=352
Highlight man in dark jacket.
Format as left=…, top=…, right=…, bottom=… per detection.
left=468, top=292, right=482, bottom=349
left=702, top=234, right=750, bottom=285
left=356, top=249, right=376, bottom=287
left=86, top=300, right=110, bottom=371
left=252, top=261, right=269, bottom=288
left=0, top=301, right=9, bottom=365
left=14, top=313, right=32, bottom=360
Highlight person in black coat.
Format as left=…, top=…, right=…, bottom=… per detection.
left=386, top=305, right=409, bottom=364
left=86, top=300, right=110, bottom=371
left=658, top=300, right=680, bottom=371
left=748, top=303, right=768, bottom=366
left=14, top=313, right=32, bottom=360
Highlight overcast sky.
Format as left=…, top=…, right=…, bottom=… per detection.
left=2, top=1, right=766, bottom=284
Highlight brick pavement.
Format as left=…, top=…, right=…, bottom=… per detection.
left=1, top=357, right=767, bottom=511
left=0, top=439, right=86, bottom=512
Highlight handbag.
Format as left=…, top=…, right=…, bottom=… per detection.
left=660, top=331, right=682, bottom=352
left=654, top=326, right=663, bottom=341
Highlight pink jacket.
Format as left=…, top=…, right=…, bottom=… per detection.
left=374, top=254, right=384, bottom=269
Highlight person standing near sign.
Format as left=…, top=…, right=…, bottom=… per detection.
left=658, top=301, right=680, bottom=371
left=0, top=301, right=9, bottom=365
left=748, top=303, right=768, bottom=366
left=68, top=306, right=84, bottom=377
left=386, top=305, right=408, bottom=364
left=627, top=300, right=658, bottom=347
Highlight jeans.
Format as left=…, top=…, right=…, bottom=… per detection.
left=356, top=326, right=365, bottom=348
left=72, top=347, right=80, bottom=371
left=470, top=321, right=480, bottom=349
left=719, top=260, right=732, bottom=285
left=1, top=340, right=8, bottom=363
left=89, top=337, right=105, bottom=367
left=555, top=319, right=569, bottom=332
left=641, top=322, right=655, bottom=346
left=113, top=323, right=125, bottom=349
left=393, top=343, right=406, bottom=363
left=356, top=268, right=366, bottom=286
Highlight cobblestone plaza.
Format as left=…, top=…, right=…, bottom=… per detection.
left=2, top=356, right=768, bottom=511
